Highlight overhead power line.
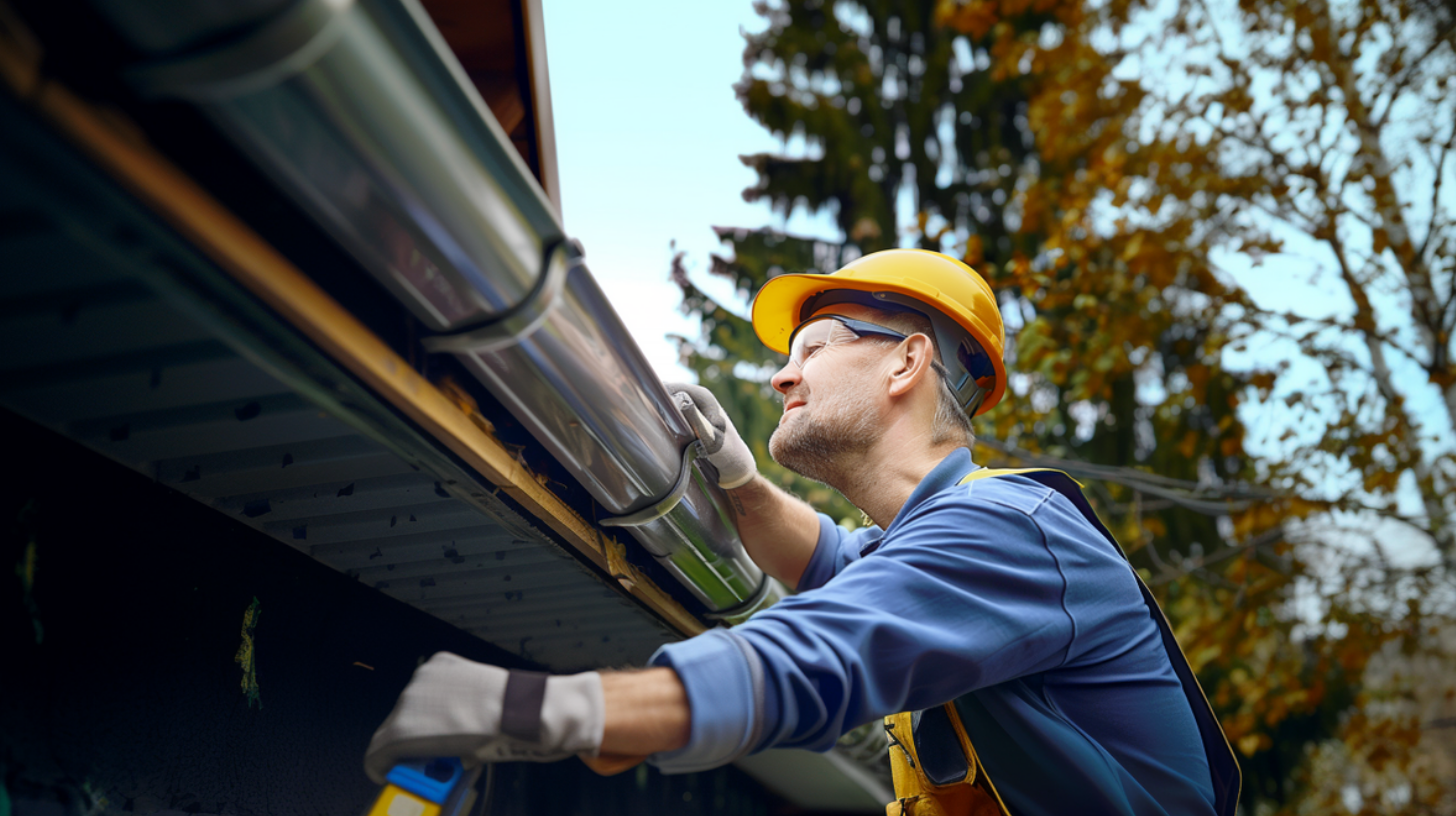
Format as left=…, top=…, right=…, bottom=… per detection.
left=975, top=437, right=1285, bottom=517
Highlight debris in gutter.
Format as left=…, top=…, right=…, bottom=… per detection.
left=603, top=535, right=637, bottom=593
left=234, top=597, right=262, bottom=709
left=436, top=375, right=496, bottom=436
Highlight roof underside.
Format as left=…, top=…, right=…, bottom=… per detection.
left=0, top=95, right=676, bottom=672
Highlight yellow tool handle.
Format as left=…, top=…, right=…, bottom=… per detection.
left=365, top=760, right=481, bottom=816
left=368, top=784, right=443, bottom=816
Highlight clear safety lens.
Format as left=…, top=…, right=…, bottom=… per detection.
left=787, top=317, right=862, bottom=369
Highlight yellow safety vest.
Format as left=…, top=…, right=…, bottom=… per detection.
left=883, top=468, right=1241, bottom=816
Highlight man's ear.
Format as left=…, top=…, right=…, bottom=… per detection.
left=886, top=334, right=936, bottom=398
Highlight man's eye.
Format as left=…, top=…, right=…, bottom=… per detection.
left=803, top=342, right=825, bottom=357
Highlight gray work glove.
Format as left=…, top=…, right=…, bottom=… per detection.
left=665, top=382, right=757, bottom=489
left=364, top=652, right=604, bottom=783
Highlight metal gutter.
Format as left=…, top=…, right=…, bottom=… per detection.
left=0, top=43, right=703, bottom=640
left=107, top=0, right=785, bottom=623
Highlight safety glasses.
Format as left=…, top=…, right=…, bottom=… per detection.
left=786, top=315, right=911, bottom=370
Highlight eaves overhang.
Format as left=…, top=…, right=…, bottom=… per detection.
left=0, top=51, right=694, bottom=671
left=0, top=0, right=891, bottom=807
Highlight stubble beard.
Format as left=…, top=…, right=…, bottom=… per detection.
left=769, top=385, right=882, bottom=488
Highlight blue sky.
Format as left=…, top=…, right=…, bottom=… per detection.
left=543, top=0, right=831, bottom=382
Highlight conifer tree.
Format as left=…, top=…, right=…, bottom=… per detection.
left=673, top=0, right=1042, bottom=520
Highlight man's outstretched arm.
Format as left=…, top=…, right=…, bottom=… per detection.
left=723, top=475, right=820, bottom=589
left=363, top=655, right=691, bottom=781
left=580, top=667, right=692, bottom=774
left=599, top=668, right=690, bottom=754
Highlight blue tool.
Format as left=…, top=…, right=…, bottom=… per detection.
left=366, top=759, right=484, bottom=816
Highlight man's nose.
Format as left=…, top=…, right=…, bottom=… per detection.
left=770, top=361, right=799, bottom=395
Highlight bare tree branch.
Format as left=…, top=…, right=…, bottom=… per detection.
left=1372, top=17, right=1456, bottom=131
left=1417, top=126, right=1456, bottom=262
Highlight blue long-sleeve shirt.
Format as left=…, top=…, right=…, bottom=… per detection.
left=648, top=448, right=1215, bottom=816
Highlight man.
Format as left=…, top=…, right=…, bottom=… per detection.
left=364, top=250, right=1237, bottom=815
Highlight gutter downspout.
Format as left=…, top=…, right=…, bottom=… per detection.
left=111, top=0, right=785, bottom=623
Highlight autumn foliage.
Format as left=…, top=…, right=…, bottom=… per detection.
left=672, top=0, right=1455, bottom=811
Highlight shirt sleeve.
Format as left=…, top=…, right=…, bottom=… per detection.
left=648, top=485, right=1080, bottom=771
left=795, top=514, right=878, bottom=592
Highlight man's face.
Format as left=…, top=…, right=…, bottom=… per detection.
left=767, top=306, right=889, bottom=483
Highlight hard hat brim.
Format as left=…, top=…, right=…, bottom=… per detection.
left=751, top=271, right=1008, bottom=415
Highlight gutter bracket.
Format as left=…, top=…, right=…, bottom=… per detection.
left=599, top=442, right=701, bottom=528
left=421, top=239, right=572, bottom=355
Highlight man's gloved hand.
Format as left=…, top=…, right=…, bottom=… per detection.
left=364, top=652, right=604, bottom=783
left=665, top=382, right=757, bottom=489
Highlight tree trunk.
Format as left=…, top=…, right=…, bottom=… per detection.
left=1319, top=8, right=1455, bottom=562
left=1330, top=232, right=1455, bottom=564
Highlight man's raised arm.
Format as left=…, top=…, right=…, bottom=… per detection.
left=667, top=383, right=821, bottom=589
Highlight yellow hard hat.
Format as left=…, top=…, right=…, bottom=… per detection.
left=751, top=248, right=1007, bottom=415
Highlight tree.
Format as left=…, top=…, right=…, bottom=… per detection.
left=673, top=0, right=1047, bottom=521
left=943, top=0, right=1456, bottom=809
left=672, top=0, right=1456, bottom=811
left=934, top=2, right=1365, bottom=807
left=1112, top=0, right=1456, bottom=565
